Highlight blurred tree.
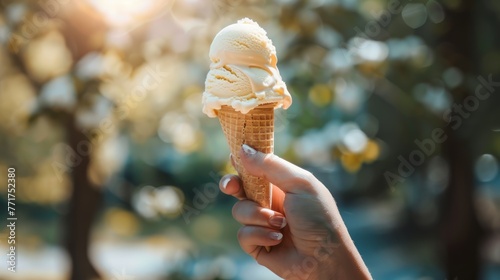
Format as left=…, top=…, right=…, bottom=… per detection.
left=2, top=1, right=108, bottom=279
left=26, top=2, right=104, bottom=279
left=434, top=0, right=500, bottom=279
left=60, top=4, right=108, bottom=278
left=435, top=1, right=482, bottom=279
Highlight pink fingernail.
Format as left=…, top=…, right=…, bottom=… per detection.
left=269, top=215, right=287, bottom=229
left=221, top=177, right=230, bottom=189
left=242, top=144, right=256, bottom=155
left=269, top=232, right=283, bottom=240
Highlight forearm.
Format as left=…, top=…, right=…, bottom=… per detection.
left=337, top=240, right=371, bottom=280
left=326, top=225, right=371, bottom=280
left=319, top=207, right=371, bottom=280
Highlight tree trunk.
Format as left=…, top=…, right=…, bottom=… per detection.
left=441, top=129, right=483, bottom=279
left=59, top=4, right=107, bottom=279
left=438, top=1, right=484, bottom=279
left=66, top=115, right=103, bottom=280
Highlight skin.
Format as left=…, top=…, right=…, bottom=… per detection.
left=219, top=144, right=372, bottom=280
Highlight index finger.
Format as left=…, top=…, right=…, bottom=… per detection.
left=239, top=144, right=320, bottom=194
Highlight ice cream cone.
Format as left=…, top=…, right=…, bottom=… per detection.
left=217, top=103, right=275, bottom=209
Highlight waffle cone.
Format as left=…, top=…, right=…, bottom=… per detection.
left=217, top=104, right=275, bottom=209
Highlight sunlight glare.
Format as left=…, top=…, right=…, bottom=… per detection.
left=87, top=0, right=161, bottom=26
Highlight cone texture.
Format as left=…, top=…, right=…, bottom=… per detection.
left=218, top=104, right=275, bottom=209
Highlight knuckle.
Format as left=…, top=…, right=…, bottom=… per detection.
left=287, top=169, right=315, bottom=188
left=261, top=153, right=275, bottom=166
left=301, top=169, right=315, bottom=181
left=255, top=255, right=266, bottom=266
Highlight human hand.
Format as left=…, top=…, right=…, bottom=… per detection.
left=219, top=144, right=371, bottom=280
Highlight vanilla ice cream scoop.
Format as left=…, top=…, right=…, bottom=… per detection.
left=202, top=18, right=292, bottom=117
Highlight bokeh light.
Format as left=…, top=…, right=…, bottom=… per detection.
left=132, top=185, right=185, bottom=219
left=103, top=207, right=140, bottom=237
left=23, top=31, right=73, bottom=82
left=0, top=74, right=36, bottom=134
left=86, top=0, right=166, bottom=26
left=475, top=154, right=499, bottom=183
left=402, top=3, right=428, bottom=29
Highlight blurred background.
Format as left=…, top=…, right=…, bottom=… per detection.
left=0, top=0, right=499, bottom=279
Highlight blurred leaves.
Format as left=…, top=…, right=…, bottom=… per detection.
left=0, top=73, right=35, bottom=134
left=0, top=0, right=496, bottom=228
left=23, top=31, right=72, bottom=82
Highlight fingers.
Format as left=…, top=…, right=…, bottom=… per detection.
left=232, top=200, right=287, bottom=229
left=271, top=185, right=285, bottom=213
left=219, top=174, right=246, bottom=200
left=239, top=144, right=319, bottom=194
left=237, top=226, right=283, bottom=257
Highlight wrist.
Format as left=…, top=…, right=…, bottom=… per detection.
left=280, top=234, right=370, bottom=280
left=331, top=229, right=372, bottom=279
left=316, top=223, right=371, bottom=280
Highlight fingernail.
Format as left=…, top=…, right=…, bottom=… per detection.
left=242, top=144, right=256, bottom=155
left=269, top=232, right=283, bottom=240
left=221, top=177, right=230, bottom=190
left=229, top=153, right=236, bottom=167
left=269, top=215, right=287, bottom=229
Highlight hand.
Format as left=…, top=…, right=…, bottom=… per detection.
left=219, top=144, right=371, bottom=280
